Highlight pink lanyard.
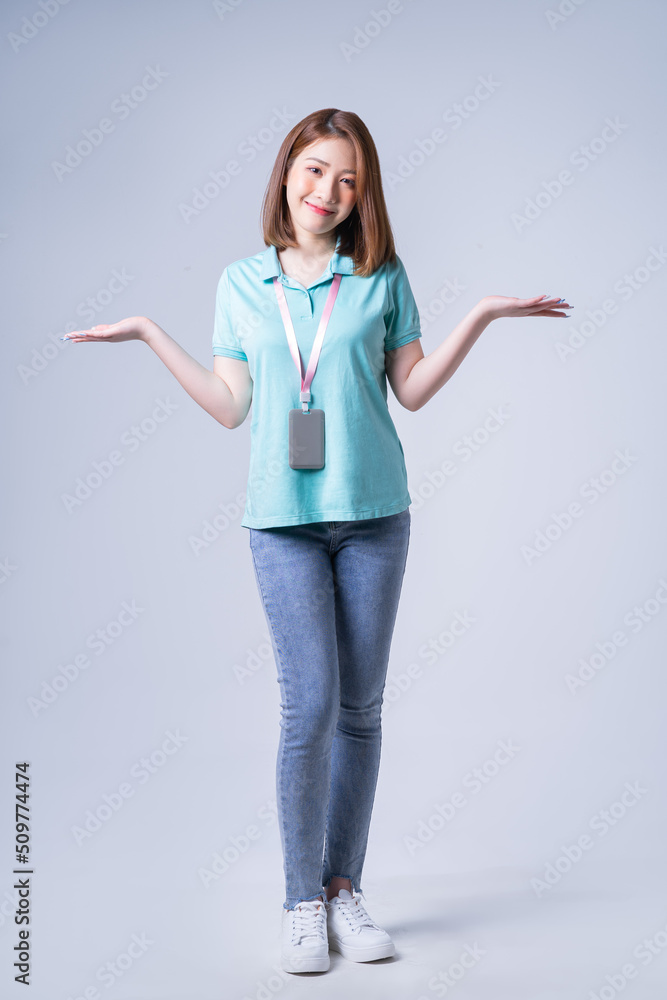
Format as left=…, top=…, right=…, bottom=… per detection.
left=273, top=272, right=342, bottom=411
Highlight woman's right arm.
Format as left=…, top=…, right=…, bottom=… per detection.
left=64, top=316, right=252, bottom=429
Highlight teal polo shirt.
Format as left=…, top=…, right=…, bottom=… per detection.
left=212, top=235, right=422, bottom=528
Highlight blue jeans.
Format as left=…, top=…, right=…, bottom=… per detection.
left=248, top=508, right=411, bottom=910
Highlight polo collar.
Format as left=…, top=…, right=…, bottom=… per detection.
left=260, top=235, right=356, bottom=282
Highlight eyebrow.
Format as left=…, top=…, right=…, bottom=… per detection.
left=304, top=156, right=357, bottom=175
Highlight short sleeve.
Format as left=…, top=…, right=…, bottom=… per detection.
left=212, top=267, right=248, bottom=361
left=383, top=254, right=422, bottom=352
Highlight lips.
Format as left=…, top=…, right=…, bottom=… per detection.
left=305, top=201, right=334, bottom=215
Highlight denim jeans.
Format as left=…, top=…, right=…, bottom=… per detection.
left=248, top=508, right=411, bottom=910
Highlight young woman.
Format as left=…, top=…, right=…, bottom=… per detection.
left=62, top=108, right=571, bottom=975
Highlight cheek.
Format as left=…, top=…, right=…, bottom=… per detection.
left=289, top=185, right=307, bottom=206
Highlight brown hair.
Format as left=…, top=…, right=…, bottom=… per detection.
left=261, top=108, right=396, bottom=278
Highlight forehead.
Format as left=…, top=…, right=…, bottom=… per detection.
left=297, top=136, right=356, bottom=167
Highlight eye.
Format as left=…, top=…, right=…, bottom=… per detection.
left=307, top=166, right=355, bottom=187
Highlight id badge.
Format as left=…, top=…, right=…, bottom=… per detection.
left=289, top=409, right=325, bottom=469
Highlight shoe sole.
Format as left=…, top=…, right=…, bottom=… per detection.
left=328, top=934, right=395, bottom=962
left=281, top=952, right=330, bottom=973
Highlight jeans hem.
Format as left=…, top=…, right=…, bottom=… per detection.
left=322, top=873, right=358, bottom=894
left=283, top=890, right=326, bottom=911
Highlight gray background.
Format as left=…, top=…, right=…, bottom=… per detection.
left=2, top=0, right=666, bottom=997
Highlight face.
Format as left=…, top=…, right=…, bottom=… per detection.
left=282, top=136, right=357, bottom=247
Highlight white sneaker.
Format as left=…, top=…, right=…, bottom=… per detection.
left=325, top=888, right=395, bottom=962
left=281, top=895, right=329, bottom=973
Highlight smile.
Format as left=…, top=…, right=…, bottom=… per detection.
left=305, top=201, right=334, bottom=216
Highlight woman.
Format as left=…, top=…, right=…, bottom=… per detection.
left=62, top=108, right=571, bottom=975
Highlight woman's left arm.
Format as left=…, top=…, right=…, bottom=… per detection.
left=385, top=294, right=572, bottom=412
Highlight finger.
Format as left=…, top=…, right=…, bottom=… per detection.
left=540, top=295, right=572, bottom=309
left=515, top=297, right=558, bottom=309
left=61, top=329, right=108, bottom=341
left=525, top=300, right=572, bottom=312
left=60, top=327, right=95, bottom=340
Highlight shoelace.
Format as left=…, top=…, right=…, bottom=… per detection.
left=291, top=898, right=327, bottom=945
left=330, top=893, right=382, bottom=934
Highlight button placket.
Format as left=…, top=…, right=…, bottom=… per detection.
left=301, top=290, right=313, bottom=321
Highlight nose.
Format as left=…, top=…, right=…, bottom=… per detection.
left=316, top=177, right=338, bottom=206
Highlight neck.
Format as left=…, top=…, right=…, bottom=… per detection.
left=292, top=229, right=337, bottom=258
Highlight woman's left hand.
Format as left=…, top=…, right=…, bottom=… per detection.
left=480, top=294, right=572, bottom=322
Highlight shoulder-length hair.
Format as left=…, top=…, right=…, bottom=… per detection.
left=261, top=108, right=396, bottom=278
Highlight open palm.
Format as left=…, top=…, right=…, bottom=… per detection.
left=62, top=317, right=148, bottom=343
left=482, top=294, right=572, bottom=321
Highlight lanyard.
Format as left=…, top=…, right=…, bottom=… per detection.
left=273, top=272, right=342, bottom=411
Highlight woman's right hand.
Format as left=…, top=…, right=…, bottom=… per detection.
left=62, top=316, right=154, bottom=343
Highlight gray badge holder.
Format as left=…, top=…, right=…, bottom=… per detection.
left=289, top=404, right=325, bottom=469
left=274, top=273, right=341, bottom=472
